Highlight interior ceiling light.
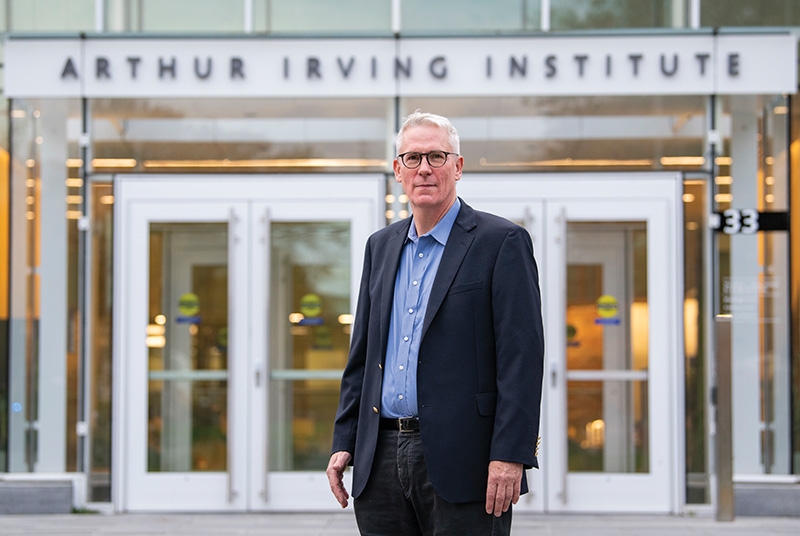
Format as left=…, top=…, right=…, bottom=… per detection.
left=479, top=158, right=654, bottom=167
left=92, top=158, right=137, bottom=168
left=659, top=156, right=705, bottom=166
left=142, top=158, right=386, bottom=169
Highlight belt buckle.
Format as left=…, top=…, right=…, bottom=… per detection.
left=398, top=417, right=417, bottom=433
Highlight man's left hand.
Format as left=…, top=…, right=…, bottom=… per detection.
left=485, top=460, right=523, bottom=517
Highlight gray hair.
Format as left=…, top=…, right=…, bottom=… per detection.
left=395, top=111, right=460, bottom=155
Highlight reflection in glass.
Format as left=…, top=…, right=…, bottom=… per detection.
left=105, top=0, right=244, bottom=33
left=701, top=0, right=800, bottom=26
left=402, top=0, right=540, bottom=34
left=147, top=223, right=228, bottom=472
left=255, top=0, right=391, bottom=34
left=269, top=222, right=350, bottom=471
left=551, top=0, right=676, bottom=30
left=9, top=0, right=94, bottom=31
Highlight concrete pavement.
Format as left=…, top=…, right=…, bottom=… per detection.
left=0, top=512, right=798, bottom=535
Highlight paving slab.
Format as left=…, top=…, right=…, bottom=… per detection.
left=0, top=512, right=798, bottom=536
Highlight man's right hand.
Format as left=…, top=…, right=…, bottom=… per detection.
left=326, top=451, right=353, bottom=508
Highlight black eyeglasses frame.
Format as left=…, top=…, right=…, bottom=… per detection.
left=397, top=151, right=459, bottom=169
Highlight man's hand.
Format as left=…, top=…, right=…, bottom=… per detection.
left=326, top=451, right=353, bottom=508
left=485, top=460, right=523, bottom=517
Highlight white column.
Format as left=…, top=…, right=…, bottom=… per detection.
left=36, top=101, right=69, bottom=472
left=104, top=0, right=126, bottom=32
left=244, top=0, right=253, bottom=33
left=7, top=109, right=35, bottom=472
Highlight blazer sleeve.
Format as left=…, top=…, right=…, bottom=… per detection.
left=331, top=236, right=373, bottom=456
left=489, top=225, right=545, bottom=468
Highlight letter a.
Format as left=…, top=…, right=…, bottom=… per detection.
left=61, top=57, right=79, bottom=79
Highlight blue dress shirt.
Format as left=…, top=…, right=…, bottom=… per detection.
left=380, top=198, right=461, bottom=418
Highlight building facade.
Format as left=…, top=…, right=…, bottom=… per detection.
left=0, top=0, right=799, bottom=515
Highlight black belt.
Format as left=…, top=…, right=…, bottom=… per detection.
left=380, top=417, right=420, bottom=433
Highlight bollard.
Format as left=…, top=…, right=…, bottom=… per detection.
left=714, top=314, right=734, bottom=521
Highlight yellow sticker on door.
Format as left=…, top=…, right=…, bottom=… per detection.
left=595, top=294, right=620, bottom=325
left=298, top=293, right=324, bottom=326
left=177, top=292, right=201, bottom=324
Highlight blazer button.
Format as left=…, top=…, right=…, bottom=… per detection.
left=373, top=407, right=379, bottom=414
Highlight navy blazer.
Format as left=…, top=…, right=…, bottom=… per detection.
left=332, top=199, right=545, bottom=503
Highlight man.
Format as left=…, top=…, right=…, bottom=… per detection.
left=326, top=111, right=544, bottom=536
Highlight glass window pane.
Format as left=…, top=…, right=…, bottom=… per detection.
left=551, top=0, right=677, bottom=30
left=90, top=98, right=390, bottom=174
left=566, top=222, right=649, bottom=473
left=701, top=0, right=800, bottom=26
left=255, top=0, right=391, bottom=34
left=567, top=379, right=649, bottom=472
left=400, top=95, right=707, bottom=174
left=7, top=98, right=82, bottom=474
left=88, top=180, right=114, bottom=500
left=683, top=175, right=710, bottom=504
left=147, top=222, right=229, bottom=472
left=133, top=0, right=244, bottom=33
left=792, top=90, right=800, bottom=477
left=269, top=222, right=350, bottom=471
left=402, top=0, right=540, bottom=34
left=717, top=95, right=793, bottom=476
left=10, top=0, right=94, bottom=32
left=0, top=96, right=8, bottom=472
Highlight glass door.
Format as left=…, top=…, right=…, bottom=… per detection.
left=544, top=197, right=680, bottom=513
left=458, top=173, right=682, bottom=513
left=113, top=175, right=382, bottom=512
left=252, top=202, right=373, bottom=510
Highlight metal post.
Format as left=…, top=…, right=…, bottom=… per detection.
left=715, top=314, right=735, bottom=521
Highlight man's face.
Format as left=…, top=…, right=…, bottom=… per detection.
left=393, top=124, right=463, bottom=216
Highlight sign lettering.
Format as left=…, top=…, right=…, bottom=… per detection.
left=710, top=210, right=789, bottom=233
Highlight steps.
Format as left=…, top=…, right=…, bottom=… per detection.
left=0, top=480, right=73, bottom=514
left=735, top=483, right=800, bottom=517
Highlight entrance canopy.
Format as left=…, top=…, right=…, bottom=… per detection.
left=4, top=31, right=796, bottom=98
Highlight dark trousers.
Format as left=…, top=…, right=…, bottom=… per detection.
left=353, top=429, right=512, bottom=536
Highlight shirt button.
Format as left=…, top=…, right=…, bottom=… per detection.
left=399, top=365, right=404, bottom=371
left=398, top=395, right=404, bottom=400
left=418, top=253, right=424, bottom=258
left=403, top=336, right=409, bottom=342
left=412, top=280, right=418, bottom=286
left=408, top=308, right=414, bottom=314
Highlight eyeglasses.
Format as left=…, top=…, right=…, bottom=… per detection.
left=397, top=151, right=459, bottom=169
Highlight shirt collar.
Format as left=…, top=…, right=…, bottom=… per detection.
left=408, top=197, right=461, bottom=245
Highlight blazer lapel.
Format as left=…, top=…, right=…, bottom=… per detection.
left=379, top=219, right=411, bottom=362
left=421, top=200, right=477, bottom=338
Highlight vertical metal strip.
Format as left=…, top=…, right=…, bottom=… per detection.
left=261, top=206, right=271, bottom=502
left=76, top=97, right=90, bottom=477
left=228, top=207, right=240, bottom=503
